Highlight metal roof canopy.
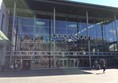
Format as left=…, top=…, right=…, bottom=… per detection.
left=25, top=0, right=118, bottom=19
left=4, top=0, right=118, bottom=18
left=4, top=0, right=118, bottom=22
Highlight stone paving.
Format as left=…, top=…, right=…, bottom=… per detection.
left=0, top=68, right=118, bottom=83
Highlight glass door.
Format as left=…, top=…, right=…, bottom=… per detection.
left=58, top=59, right=79, bottom=68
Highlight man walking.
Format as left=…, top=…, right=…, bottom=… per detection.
left=100, top=59, right=106, bottom=73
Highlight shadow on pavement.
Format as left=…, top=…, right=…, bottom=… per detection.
left=95, top=73, right=104, bottom=75
left=0, top=68, right=93, bottom=77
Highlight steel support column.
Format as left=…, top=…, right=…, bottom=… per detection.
left=53, top=7, right=56, bottom=68
left=86, top=11, right=91, bottom=68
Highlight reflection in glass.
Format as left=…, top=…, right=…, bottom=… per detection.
left=13, top=13, right=118, bottom=52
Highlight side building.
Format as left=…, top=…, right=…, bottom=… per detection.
left=2, top=0, right=118, bottom=70
left=0, top=0, right=12, bottom=70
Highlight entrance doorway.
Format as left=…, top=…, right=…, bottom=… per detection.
left=22, top=60, right=31, bottom=70
left=58, top=59, right=79, bottom=68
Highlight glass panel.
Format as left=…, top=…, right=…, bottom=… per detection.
left=35, top=27, right=50, bottom=36
left=53, top=16, right=88, bottom=51
left=56, top=20, right=66, bottom=29
left=88, top=17, right=117, bottom=52
left=102, top=19, right=116, bottom=52
left=19, top=17, right=34, bottom=26
left=16, top=16, right=52, bottom=51
left=56, top=29, right=66, bottom=34
left=35, top=18, right=50, bottom=28
left=77, top=18, right=87, bottom=51
left=18, top=26, right=34, bottom=35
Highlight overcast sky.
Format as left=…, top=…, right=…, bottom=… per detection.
left=70, top=0, right=118, bottom=8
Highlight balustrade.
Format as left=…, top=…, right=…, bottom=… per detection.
left=6, top=51, right=118, bottom=57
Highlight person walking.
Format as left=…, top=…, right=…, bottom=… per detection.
left=100, top=59, right=106, bottom=73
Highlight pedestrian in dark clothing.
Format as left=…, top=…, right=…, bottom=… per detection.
left=100, top=59, right=106, bottom=73
left=103, top=63, right=106, bottom=73
left=93, top=60, right=98, bottom=69
left=93, top=60, right=100, bottom=70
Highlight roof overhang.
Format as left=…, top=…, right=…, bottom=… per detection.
left=0, top=30, right=13, bottom=47
left=26, top=0, right=118, bottom=18
left=4, top=0, right=118, bottom=18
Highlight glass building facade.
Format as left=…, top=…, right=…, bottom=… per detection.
left=5, top=0, right=118, bottom=70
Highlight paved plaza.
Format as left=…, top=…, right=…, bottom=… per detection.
left=0, top=68, right=118, bottom=83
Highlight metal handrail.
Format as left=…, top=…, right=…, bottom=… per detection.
left=6, top=51, right=118, bottom=56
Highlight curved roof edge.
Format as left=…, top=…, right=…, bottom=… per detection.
left=36, top=0, right=118, bottom=12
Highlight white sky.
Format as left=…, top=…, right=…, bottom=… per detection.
left=70, top=0, right=118, bottom=8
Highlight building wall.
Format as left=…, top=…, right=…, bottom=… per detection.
left=7, top=8, right=118, bottom=69
left=0, top=1, right=9, bottom=36
left=4, top=1, right=118, bottom=70
left=0, top=0, right=9, bottom=70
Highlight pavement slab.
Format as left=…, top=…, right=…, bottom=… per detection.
left=0, top=68, right=118, bottom=83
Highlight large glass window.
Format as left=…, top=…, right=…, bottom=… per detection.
left=88, top=18, right=117, bottom=52
left=15, top=15, right=52, bottom=51
left=12, top=9, right=118, bottom=52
